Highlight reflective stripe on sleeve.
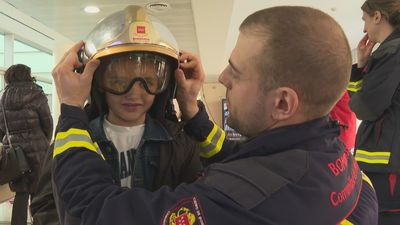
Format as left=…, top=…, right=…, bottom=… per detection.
left=355, top=149, right=390, bottom=164
left=361, top=171, right=374, bottom=189
left=340, top=219, right=354, bottom=225
left=199, top=123, right=226, bottom=158
left=347, top=80, right=363, bottom=93
left=53, top=128, right=105, bottom=160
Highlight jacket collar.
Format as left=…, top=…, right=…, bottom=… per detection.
left=371, top=29, right=400, bottom=59
left=89, top=114, right=172, bottom=143
left=223, top=116, right=341, bottom=162
left=381, top=28, right=400, bottom=44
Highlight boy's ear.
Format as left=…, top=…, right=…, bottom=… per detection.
left=270, top=87, right=299, bottom=121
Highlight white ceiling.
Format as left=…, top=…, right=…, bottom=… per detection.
left=4, top=0, right=365, bottom=82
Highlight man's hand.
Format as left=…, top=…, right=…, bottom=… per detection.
left=356, top=34, right=376, bottom=68
left=52, top=41, right=100, bottom=108
left=175, top=51, right=205, bottom=120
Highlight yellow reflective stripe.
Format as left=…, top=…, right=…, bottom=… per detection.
left=53, top=128, right=105, bottom=160
left=339, top=172, right=371, bottom=225
left=347, top=80, right=363, bottom=93
left=347, top=87, right=361, bottom=92
left=340, top=219, right=354, bottom=225
left=355, top=149, right=390, bottom=164
left=93, top=142, right=105, bottom=160
left=356, top=157, right=389, bottom=164
left=356, top=150, right=391, bottom=157
left=55, top=128, right=91, bottom=140
left=200, top=124, right=219, bottom=147
left=349, top=80, right=363, bottom=86
left=200, top=130, right=226, bottom=158
left=199, top=123, right=226, bottom=158
left=361, top=171, right=374, bottom=189
left=54, top=141, right=97, bottom=158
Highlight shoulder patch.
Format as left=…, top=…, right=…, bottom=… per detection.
left=161, top=196, right=207, bottom=225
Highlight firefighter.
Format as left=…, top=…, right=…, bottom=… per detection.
left=348, top=0, right=400, bottom=223
left=51, top=5, right=378, bottom=225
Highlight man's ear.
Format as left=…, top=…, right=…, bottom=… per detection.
left=270, top=87, right=299, bottom=121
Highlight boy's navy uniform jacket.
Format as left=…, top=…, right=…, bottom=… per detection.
left=53, top=104, right=377, bottom=225
left=30, top=114, right=201, bottom=225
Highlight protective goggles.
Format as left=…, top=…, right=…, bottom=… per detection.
left=94, top=52, right=174, bottom=95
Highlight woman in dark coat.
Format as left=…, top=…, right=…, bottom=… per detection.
left=349, top=0, right=400, bottom=223
left=0, top=64, right=53, bottom=225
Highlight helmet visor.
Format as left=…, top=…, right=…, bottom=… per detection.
left=94, top=52, right=172, bottom=95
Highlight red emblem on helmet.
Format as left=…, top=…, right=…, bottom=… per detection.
left=137, top=26, right=146, bottom=34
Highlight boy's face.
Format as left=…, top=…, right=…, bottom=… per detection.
left=103, top=57, right=158, bottom=126
left=105, top=85, right=155, bottom=126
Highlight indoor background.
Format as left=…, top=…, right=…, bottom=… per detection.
left=0, top=0, right=364, bottom=223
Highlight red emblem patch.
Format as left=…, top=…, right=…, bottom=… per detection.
left=136, top=26, right=146, bottom=34
left=161, top=196, right=206, bottom=225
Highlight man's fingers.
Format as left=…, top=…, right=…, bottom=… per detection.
left=82, top=59, right=100, bottom=80
left=179, top=60, right=196, bottom=69
left=62, top=41, right=85, bottom=70
left=70, top=41, right=85, bottom=54
left=179, top=51, right=198, bottom=64
left=174, top=69, right=187, bottom=87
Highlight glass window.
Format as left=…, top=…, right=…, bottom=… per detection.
left=13, top=39, right=54, bottom=110
left=14, top=40, right=53, bottom=95
left=0, top=33, right=4, bottom=68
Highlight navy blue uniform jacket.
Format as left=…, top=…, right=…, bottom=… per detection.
left=52, top=104, right=377, bottom=225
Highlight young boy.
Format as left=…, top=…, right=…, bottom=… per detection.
left=30, top=5, right=201, bottom=225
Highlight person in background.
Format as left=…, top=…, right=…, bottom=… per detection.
left=0, top=64, right=53, bottom=225
left=30, top=6, right=201, bottom=225
left=348, top=0, right=400, bottom=223
left=330, top=92, right=357, bottom=152
left=50, top=6, right=378, bottom=225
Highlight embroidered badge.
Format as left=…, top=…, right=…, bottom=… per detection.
left=169, top=207, right=195, bottom=225
left=162, top=196, right=206, bottom=225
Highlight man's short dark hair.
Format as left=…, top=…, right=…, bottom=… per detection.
left=239, top=6, right=351, bottom=119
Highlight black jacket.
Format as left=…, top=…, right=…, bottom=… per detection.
left=348, top=29, right=400, bottom=212
left=52, top=104, right=377, bottom=225
left=89, top=114, right=201, bottom=190
left=0, top=82, right=53, bottom=193
left=349, top=29, right=400, bottom=173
